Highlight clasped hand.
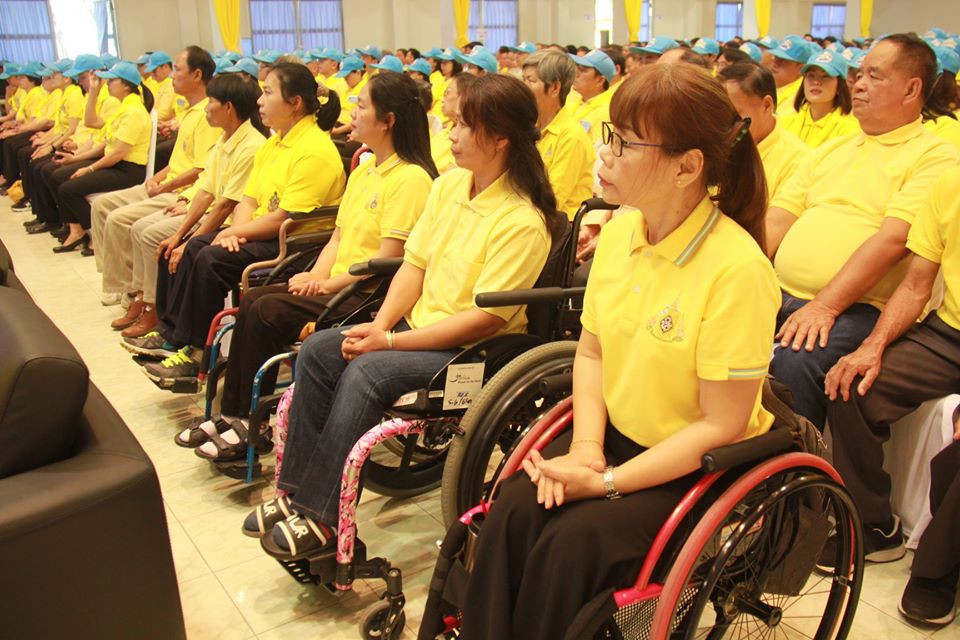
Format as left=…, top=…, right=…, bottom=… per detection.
left=522, top=447, right=606, bottom=509
left=287, top=272, right=328, bottom=297
left=339, top=323, right=388, bottom=361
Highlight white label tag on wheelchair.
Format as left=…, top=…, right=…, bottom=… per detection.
left=442, top=363, right=485, bottom=410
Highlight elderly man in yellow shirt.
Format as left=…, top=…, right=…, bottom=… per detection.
left=765, top=34, right=960, bottom=430
left=769, top=35, right=814, bottom=116
left=521, top=50, right=594, bottom=220
left=568, top=49, right=617, bottom=146
left=92, top=47, right=221, bottom=308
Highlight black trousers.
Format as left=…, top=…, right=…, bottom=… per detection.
left=826, top=313, right=960, bottom=579
left=219, top=284, right=363, bottom=418
left=23, top=153, right=53, bottom=206
left=462, top=426, right=700, bottom=640
left=33, top=159, right=87, bottom=225
left=1, top=131, right=33, bottom=182
left=153, top=137, right=175, bottom=173
left=155, top=232, right=280, bottom=349
left=56, top=160, right=145, bottom=229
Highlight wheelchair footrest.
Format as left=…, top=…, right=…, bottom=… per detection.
left=275, top=557, right=324, bottom=585
left=214, top=456, right=263, bottom=480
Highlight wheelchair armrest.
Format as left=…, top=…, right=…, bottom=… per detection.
left=475, top=287, right=585, bottom=309
left=315, top=280, right=366, bottom=325
left=700, top=428, right=796, bottom=473
left=348, top=257, right=404, bottom=277
left=288, top=205, right=339, bottom=222
left=286, top=229, right=334, bottom=249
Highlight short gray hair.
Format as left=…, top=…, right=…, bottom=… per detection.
left=523, top=49, right=577, bottom=104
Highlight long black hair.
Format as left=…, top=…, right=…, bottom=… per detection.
left=120, top=79, right=154, bottom=113
left=459, top=74, right=565, bottom=240
left=367, top=72, right=439, bottom=179
left=207, top=72, right=270, bottom=136
left=268, top=62, right=340, bottom=131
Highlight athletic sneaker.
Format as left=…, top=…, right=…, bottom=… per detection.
left=817, top=515, right=905, bottom=573
left=142, top=347, right=200, bottom=386
left=899, top=565, right=959, bottom=626
left=122, top=331, right=178, bottom=358
left=100, top=292, right=122, bottom=306
left=11, top=198, right=31, bottom=211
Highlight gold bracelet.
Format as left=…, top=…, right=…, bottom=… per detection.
left=385, top=330, right=395, bottom=350
left=570, top=438, right=602, bottom=448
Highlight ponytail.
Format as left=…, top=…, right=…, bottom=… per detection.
left=268, top=62, right=340, bottom=132
left=315, top=86, right=340, bottom=131
left=715, top=117, right=768, bottom=254
left=121, top=79, right=154, bottom=113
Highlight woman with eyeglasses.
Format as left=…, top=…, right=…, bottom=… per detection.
left=461, top=62, right=782, bottom=640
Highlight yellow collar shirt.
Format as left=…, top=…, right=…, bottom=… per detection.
left=756, top=120, right=808, bottom=201
left=537, top=107, right=595, bottom=220
left=430, top=121, right=455, bottom=175
left=242, top=114, right=346, bottom=220
left=582, top=197, right=779, bottom=448
left=320, top=74, right=349, bottom=102
left=54, top=84, right=84, bottom=134
left=573, top=89, right=612, bottom=146
left=771, top=117, right=960, bottom=308
left=924, top=115, right=960, bottom=151
left=331, top=153, right=433, bottom=277
left=339, top=74, right=368, bottom=125
left=9, top=87, right=26, bottom=114
left=152, top=76, right=176, bottom=122
left=72, top=84, right=119, bottom=146
left=194, top=119, right=267, bottom=205
left=143, top=76, right=159, bottom=94
left=37, top=87, right=62, bottom=121
left=15, top=85, right=46, bottom=121
left=403, top=168, right=551, bottom=342
left=163, top=97, right=221, bottom=191
left=103, top=92, right=152, bottom=165
left=775, top=77, right=803, bottom=116
left=782, top=103, right=860, bottom=147
left=906, top=166, right=960, bottom=331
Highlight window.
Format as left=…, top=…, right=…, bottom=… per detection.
left=811, top=3, right=846, bottom=39
left=468, top=0, right=518, bottom=52
left=48, top=0, right=119, bottom=58
left=714, top=2, right=743, bottom=42
left=249, top=0, right=343, bottom=52
left=0, top=0, right=57, bottom=62
left=597, top=0, right=652, bottom=47
left=637, top=0, right=652, bottom=42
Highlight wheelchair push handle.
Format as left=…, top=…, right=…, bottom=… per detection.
left=348, top=257, right=404, bottom=277
left=579, top=197, right=618, bottom=213
left=701, top=427, right=796, bottom=473
left=475, top=286, right=586, bottom=309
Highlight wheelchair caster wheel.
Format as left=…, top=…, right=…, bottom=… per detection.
left=358, top=600, right=405, bottom=639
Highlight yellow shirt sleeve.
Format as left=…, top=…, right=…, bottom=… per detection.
left=65, top=87, right=84, bottom=120
left=220, top=147, right=259, bottom=203
left=884, top=142, right=960, bottom=225
left=278, top=148, right=342, bottom=213
left=379, top=166, right=432, bottom=240
left=403, top=178, right=444, bottom=269
left=112, top=108, right=150, bottom=148
left=154, top=81, right=176, bottom=121
left=543, top=127, right=594, bottom=218
left=905, top=171, right=949, bottom=264
left=769, top=145, right=820, bottom=217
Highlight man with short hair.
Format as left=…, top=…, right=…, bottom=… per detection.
left=568, top=48, right=616, bottom=145
left=766, top=34, right=960, bottom=430
left=769, top=35, right=813, bottom=114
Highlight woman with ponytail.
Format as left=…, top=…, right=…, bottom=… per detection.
left=461, top=63, right=781, bottom=640
left=242, top=74, right=559, bottom=559
left=130, top=62, right=345, bottom=385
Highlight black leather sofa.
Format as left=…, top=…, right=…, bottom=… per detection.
left=0, top=247, right=185, bottom=639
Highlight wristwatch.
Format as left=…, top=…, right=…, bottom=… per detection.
left=603, top=466, right=621, bottom=500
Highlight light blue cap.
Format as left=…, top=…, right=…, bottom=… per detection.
left=423, top=47, right=444, bottom=58
left=359, top=45, right=382, bottom=59
left=65, top=54, right=101, bottom=77
left=770, top=35, right=814, bottom=64
left=801, top=49, right=847, bottom=77
left=841, top=47, right=866, bottom=70
left=739, top=42, right=763, bottom=64
left=292, top=48, right=307, bottom=61
left=213, top=56, right=232, bottom=75
left=48, top=58, right=73, bottom=74
left=406, top=58, right=432, bottom=76
left=335, top=54, right=365, bottom=77
left=629, top=36, right=678, bottom=56
left=454, top=46, right=499, bottom=74
left=309, top=47, right=344, bottom=62
left=808, top=41, right=824, bottom=54
left=934, top=46, right=960, bottom=75
left=96, top=61, right=142, bottom=86
left=144, top=51, right=173, bottom=72
left=508, top=41, right=537, bottom=54
left=19, top=61, right=45, bottom=79
left=371, top=54, right=404, bottom=73
left=925, top=28, right=949, bottom=40
left=219, top=50, right=241, bottom=63
left=135, top=53, right=151, bottom=65
left=253, top=49, right=282, bottom=64
left=942, top=38, right=959, bottom=55
left=756, top=35, right=779, bottom=50
left=0, top=63, right=21, bottom=80
left=825, top=41, right=846, bottom=53
left=100, top=54, right=120, bottom=67
left=37, top=64, right=54, bottom=78
left=569, top=48, right=616, bottom=83
left=434, top=48, right=456, bottom=61
left=692, top=37, right=720, bottom=55
left=222, top=57, right=259, bottom=80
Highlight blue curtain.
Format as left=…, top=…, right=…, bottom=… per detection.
left=715, top=2, right=743, bottom=41
left=0, top=0, right=56, bottom=63
left=468, top=0, right=517, bottom=52
left=810, top=4, right=846, bottom=39
left=250, top=0, right=297, bottom=52
left=299, top=0, right=343, bottom=50
left=92, top=0, right=109, bottom=55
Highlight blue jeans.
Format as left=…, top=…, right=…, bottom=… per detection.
left=277, top=319, right=458, bottom=523
left=769, top=291, right=880, bottom=430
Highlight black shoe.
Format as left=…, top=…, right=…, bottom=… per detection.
left=21, top=217, right=38, bottom=227
left=11, top=198, right=30, bottom=211
left=52, top=234, right=89, bottom=254
left=50, top=225, right=68, bottom=240
left=25, top=221, right=51, bottom=235
left=899, top=565, right=959, bottom=626
left=817, top=515, right=905, bottom=573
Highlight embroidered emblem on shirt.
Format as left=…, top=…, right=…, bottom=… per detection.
left=646, top=297, right=685, bottom=342
left=368, top=195, right=378, bottom=210
left=269, top=192, right=280, bottom=211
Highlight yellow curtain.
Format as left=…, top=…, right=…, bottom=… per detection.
left=213, top=0, right=241, bottom=53
left=453, top=0, right=470, bottom=49
left=624, top=0, right=641, bottom=41
left=755, top=0, right=771, bottom=37
left=860, top=0, right=873, bottom=38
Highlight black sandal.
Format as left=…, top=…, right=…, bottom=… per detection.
left=174, top=417, right=233, bottom=448
left=193, top=420, right=273, bottom=461
left=260, top=514, right=335, bottom=560
left=242, top=496, right=294, bottom=538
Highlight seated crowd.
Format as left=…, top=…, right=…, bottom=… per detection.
left=2, top=26, right=960, bottom=634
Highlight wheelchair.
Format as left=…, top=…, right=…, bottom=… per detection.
left=416, top=388, right=865, bottom=639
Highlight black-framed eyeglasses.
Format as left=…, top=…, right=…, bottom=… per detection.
left=601, top=121, right=672, bottom=157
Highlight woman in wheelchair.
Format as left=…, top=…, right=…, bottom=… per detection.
left=460, top=63, right=782, bottom=640
left=128, top=62, right=347, bottom=382
left=181, top=72, right=438, bottom=457
left=243, top=74, right=568, bottom=557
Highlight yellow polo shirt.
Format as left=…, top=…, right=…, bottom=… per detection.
left=143, top=76, right=159, bottom=95
left=573, top=89, right=612, bottom=146
left=430, top=73, right=447, bottom=111
left=430, top=121, right=455, bottom=175
left=15, top=85, right=45, bottom=120
left=162, top=97, right=221, bottom=191
left=331, top=154, right=432, bottom=277
left=906, top=166, right=960, bottom=330
left=103, top=92, right=152, bottom=165
left=776, top=77, right=803, bottom=116
left=757, top=120, right=808, bottom=201
left=54, top=84, right=84, bottom=134
left=37, top=87, right=62, bottom=121
left=924, top=116, right=960, bottom=151
left=172, top=94, right=189, bottom=121
left=72, top=84, right=119, bottom=145
left=772, top=118, right=960, bottom=308
left=319, top=74, right=348, bottom=101
left=537, top=107, right=594, bottom=219
left=339, top=74, right=368, bottom=125
left=9, top=87, right=26, bottom=114
left=195, top=119, right=266, bottom=203
left=583, top=197, right=778, bottom=447
left=403, top=168, right=551, bottom=341
left=243, top=114, right=346, bottom=220
left=782, top=104, right=860, bottom=147
left=152, top=76, right=176, bottom=122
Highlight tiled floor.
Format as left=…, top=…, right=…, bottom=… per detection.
left=2, top=200, right=958, bottom=639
